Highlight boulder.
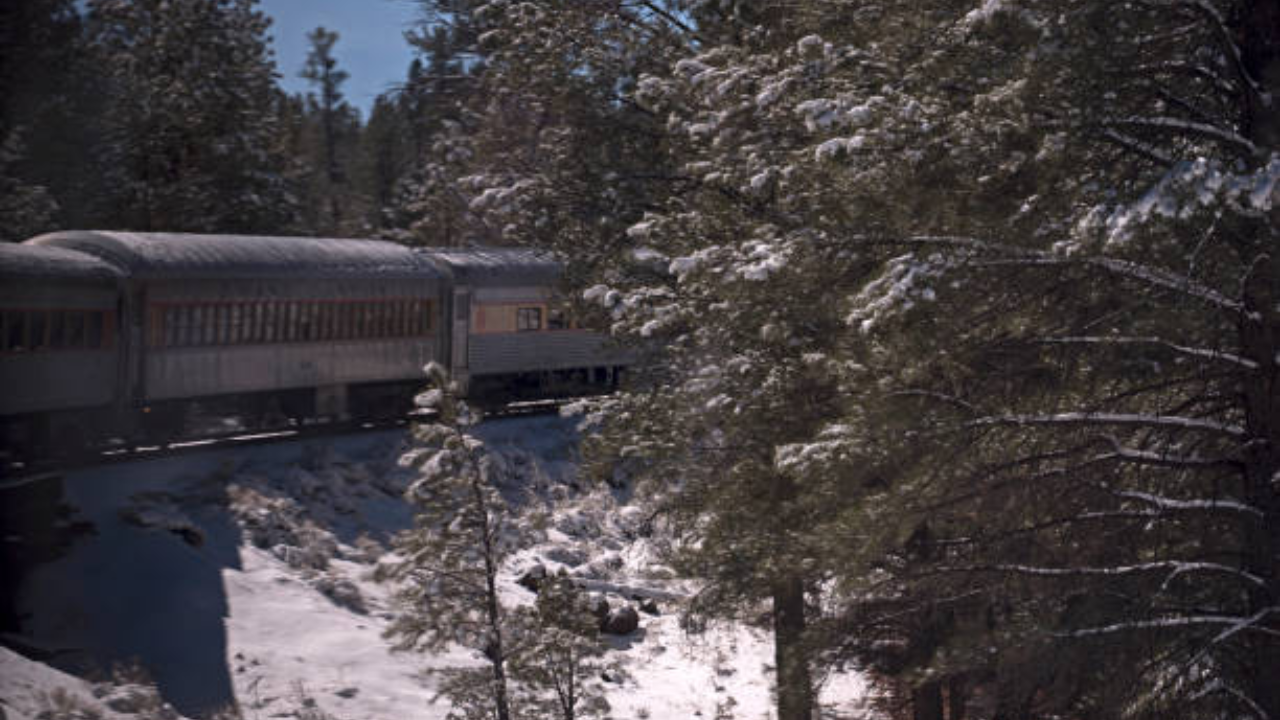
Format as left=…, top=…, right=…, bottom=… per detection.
left=600, top=605, right=640, bottom=635
left=639, top=597, right=660, bottom=616
left=587, top=593, right=610, bottom=620
left=517, top=564, right=547, bottom=592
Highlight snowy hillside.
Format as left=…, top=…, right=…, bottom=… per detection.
left=3, top=416, right=869, bottom=719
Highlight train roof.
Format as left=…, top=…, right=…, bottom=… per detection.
left=0, top=241, right=123, bottom=281
left=420, top=247, right=562, bottom=286
left=26, top=231, right=450, bottom=281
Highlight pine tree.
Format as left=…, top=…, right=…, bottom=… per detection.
left=379, top=363, right=521, bottom=720
left=86, top=0, right=294, bottom=232
left=297, top=26, right=366, bottom=234
left=511, top=573, right=615, bottom=720
left=1, top=0, right=108, bottom=235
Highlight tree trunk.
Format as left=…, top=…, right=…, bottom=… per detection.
left=772, top=575, right=813, bottom=720
left=912, top=681, right=943, bottom=720
left=1233, top=5, right=1280, bottom=715
left=1239, top=256, right=1280, bottom=719
left=947, top=675, right=967, bottom=720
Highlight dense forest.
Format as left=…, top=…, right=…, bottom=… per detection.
left=4, top=1, right=1280, bottom=719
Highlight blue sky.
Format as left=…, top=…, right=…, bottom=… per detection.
left=260, top=0, right=422, bottom=119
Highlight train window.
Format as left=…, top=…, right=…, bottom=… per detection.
left=389, top=301, right=402, bottom=338
left=228, top=304, right=242, bottom=344
left=323, top=303, right=336, bottom=341
left=314, top=303, right=327, bottom=341
left=255, top=302, right=267, bottom=343
left=360, top=303, right=373, bottom=339
left=190, top=306, right=205, bottom=346
left=296, top=302, right=308, bottom=342
left=202, top=305, right=217, bottom=345
left=298, top=303, right=313, bottom=342
left=516, top=307, right=542, bottom=332
left=94, top=312, right=107, bottom=349
left=337, top=303, right=348, bottom=339
left=547, top=308, right=567, bottom=330
left=407, top=300, right=420, bottom=335
left=173, top=306, right=188, bottom=347
left=29, top=310, right=49, bottom=349
left=49, top=311, right=66, bottom=349
left=281, top=302, right=295, bottom=342
left=243, top=303, right=256, bottom=343
left=263, top=303, right=276, bottom=342
left=66, top=311, right=86, bottom=348
left=4, top=309, right=25, bottom=352
left=162, top=307, right=176, bottom=347
left=213, top=305, right=226, bottom=345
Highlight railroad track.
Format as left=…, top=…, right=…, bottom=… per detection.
left=0, top=396, right=578, bottom=481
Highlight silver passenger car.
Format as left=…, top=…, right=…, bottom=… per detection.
left=2, top=232, right=628, bottom=461
left=0, top=242, right=123, bottom=454
left=30, top=231, right=449, bottom=433
left=428, top=248, right=626, bottom=402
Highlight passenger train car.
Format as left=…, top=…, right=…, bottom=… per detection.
left=0, top=232, right=625, bottom=462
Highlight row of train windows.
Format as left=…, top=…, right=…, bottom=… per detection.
left=150, top=299, right=435, bottom=348
left=1, top=309, right=111, bottom=353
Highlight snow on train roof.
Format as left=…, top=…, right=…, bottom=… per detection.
left=420, top=247, right=562, bottom=285
left=27, top=231, right=449, bottom=280
left=0, top=241, right=123, bottom=281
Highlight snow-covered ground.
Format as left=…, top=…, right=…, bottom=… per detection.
left=2, top=415, right=870, bottom=719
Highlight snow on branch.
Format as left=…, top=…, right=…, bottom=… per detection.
left=945, top=561, right=1268, bottom=589
left=1037, top=336, right=1258, bottom=370
left=890, top=235, right=1244, bottom=313
left=970, top=412, right=1247, bottom=438
left=1103, top=116, right=1260, bottom=158
left=1077, top=256, right=1243, bottom=311
left=1062, top=607, right=1280, bottom=640
left=1110, top=489, right=1264, bottom=518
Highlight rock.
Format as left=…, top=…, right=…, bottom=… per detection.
left=517, top=564, right=547, bottom=592
left=639, top=598, right=660, bottom=616
left=587, top=593, right=610, bottom=620
left=542, top=545, right=588, bottom=567
left=601, top=605, right=639, bottom=635
left=314, top=574, right=367, bottom=614
left=335, top=687, right=359, bottom=699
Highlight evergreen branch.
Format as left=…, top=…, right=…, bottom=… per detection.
left=1060, top=607, right=1280, bottom=639
left=1100, top=128, right=1177, bottom=166
left=938, top=561, right=1268, bottom=590
left=1100, top=116, right=1260, bottom=158
left=889, top=235, right=1244, bottom=313
left=969, top=412, right=1246, bottom=438
left=1108, top=488, right=1264, bottom=517
left=1035, top=335, right=1258, bottom=370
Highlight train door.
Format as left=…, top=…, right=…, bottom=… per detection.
left=451, top=287, right=470, bottom=392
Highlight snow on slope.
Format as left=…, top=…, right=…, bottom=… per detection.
left=7, top=415, right=870, bottom=719
left=1, top=644, right=195, bottom=720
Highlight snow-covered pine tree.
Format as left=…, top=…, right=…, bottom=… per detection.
left=86, top=0, right=293, bottom=233
left=750, top=1, right=1280, bottom=717
left=510, top=572, right=615, bottom=720
left=379, top=363, right=522, bottom=720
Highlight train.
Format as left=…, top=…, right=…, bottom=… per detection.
left=0, top=231, right=627, bottom=463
